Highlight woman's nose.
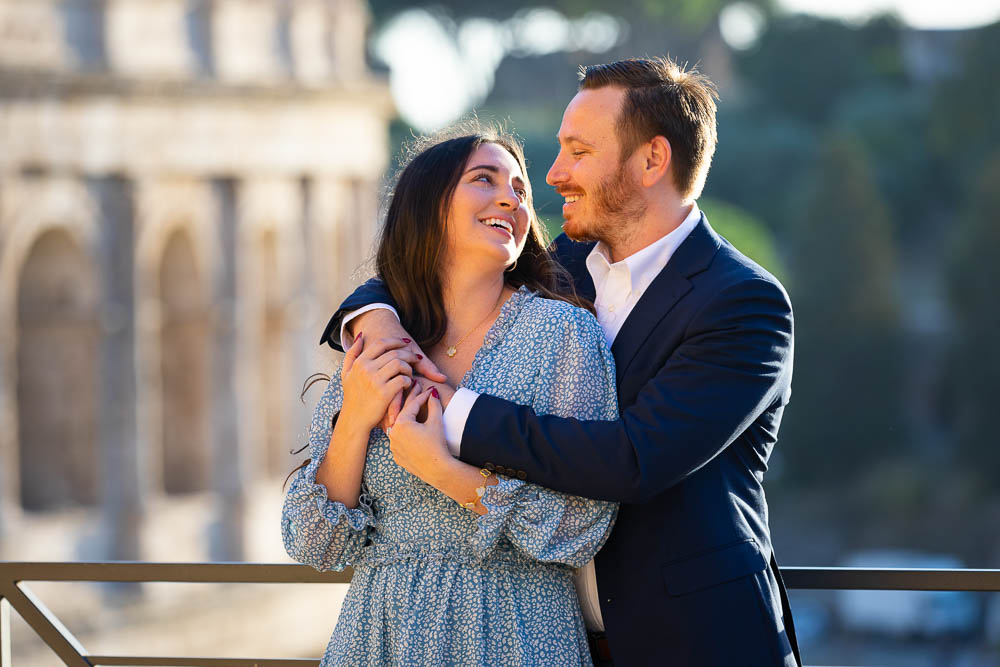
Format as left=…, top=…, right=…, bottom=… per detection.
left=498, top=187, right=519, bottom=208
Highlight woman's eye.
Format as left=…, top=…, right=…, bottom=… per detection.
left=475, top=173, right=493, bottom=184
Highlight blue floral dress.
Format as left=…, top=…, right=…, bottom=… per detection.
left=282, top=288, right=619, bottom=666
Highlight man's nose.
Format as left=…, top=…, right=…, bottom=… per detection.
left=546, top=155, right=567, bottom=186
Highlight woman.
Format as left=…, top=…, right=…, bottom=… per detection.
left=281, top=123, right=618, bottom=665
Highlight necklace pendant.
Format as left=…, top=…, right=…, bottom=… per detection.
left=446, top=345, right=457, bottom=358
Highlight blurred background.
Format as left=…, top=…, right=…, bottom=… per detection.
left=1, top=0, right=998, bottom=664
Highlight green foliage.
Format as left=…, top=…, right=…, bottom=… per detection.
left=737, top=14, right=907, bottom=125
left=929, top=22, right=1000, bottom=202
left=705, top=104, right=818, bottom=234
left=779, top=135, right=904, bottom=484
left=698, top=198, right=786, bottom=281
left=944, top=152, right=1000, bottom=480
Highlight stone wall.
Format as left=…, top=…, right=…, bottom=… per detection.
left=0, top=0, right=392, bottom=569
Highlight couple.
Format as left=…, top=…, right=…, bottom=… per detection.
left=282, top=57, right=799, bottom=666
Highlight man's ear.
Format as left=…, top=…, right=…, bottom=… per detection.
left=641, top=136, right=672, bottom=187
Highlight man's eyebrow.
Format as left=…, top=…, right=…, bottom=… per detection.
left=558, top=135, right=595, bottom=147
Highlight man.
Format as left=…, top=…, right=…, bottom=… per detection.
left=323, top=57, right=799, bottom=666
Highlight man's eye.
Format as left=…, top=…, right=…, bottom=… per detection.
left=571, top=151, right=586, bottom=157
left=515, top=188, right=528, bottom=199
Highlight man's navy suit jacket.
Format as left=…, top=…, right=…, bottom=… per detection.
left=323, top=216, right=800, bottom=666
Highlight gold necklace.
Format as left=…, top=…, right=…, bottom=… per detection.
left=445, top=290, right=506, bottom=358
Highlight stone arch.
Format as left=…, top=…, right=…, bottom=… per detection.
left=16, top=228, right=101, bottom=511
left=158, top=229, right=211, bottom=494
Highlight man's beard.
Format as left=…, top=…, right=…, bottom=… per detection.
left=565, top=161, right=646, bottom=247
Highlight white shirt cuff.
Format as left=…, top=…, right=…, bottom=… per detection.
left=339, top=303, right=399, bottom=350
left=442, top=388, right=479, bottom=457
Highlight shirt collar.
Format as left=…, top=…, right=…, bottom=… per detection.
left=585, top=202, right=701, bottom=295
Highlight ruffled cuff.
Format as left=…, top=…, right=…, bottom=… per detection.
left=467, top=476, right=564, bottom=559
left=294, top=457, right=376, bottom=532
left=466, top=476, right=617, bottom=567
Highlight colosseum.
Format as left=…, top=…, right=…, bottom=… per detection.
left=0, top=0, right=390, bottom=659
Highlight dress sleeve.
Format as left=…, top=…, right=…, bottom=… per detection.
left=469, top=305, right=619, bottom=567
left=281, top=367, right=377, bottom=571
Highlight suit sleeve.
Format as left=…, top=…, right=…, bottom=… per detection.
left=319, top=278, right=397, bottom=352
left=459, top=277, right=793, bottom=504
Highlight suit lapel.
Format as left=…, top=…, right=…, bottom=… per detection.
left=610, top=216, right=722, bottom=385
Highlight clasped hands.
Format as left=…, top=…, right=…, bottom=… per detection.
left=340, top=329, right=456, bottom=486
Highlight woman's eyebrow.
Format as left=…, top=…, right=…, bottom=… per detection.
left=464, top=164, right=499, bottom=174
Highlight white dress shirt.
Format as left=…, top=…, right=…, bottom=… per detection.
left=340, top=204, right=702, bottom=631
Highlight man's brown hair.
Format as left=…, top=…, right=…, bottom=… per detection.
left=579, top=57, right=718, bottom=201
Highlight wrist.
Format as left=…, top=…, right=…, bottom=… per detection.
left=333, top=408, right=375, bottom=440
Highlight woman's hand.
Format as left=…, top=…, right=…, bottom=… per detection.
left=387, top=385, right=455, bottom=486
left=340, top=333, right=421, bottom=431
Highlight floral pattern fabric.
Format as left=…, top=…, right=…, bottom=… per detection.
left=282, top=288, right=619, bottom=666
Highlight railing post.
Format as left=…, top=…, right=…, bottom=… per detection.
left=1, top=596, right=11, bottom=667
left=0, top=583, right=90, bottom=667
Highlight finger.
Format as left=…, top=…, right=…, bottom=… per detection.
left=426, top=390, right=443, bottom=423
left=400, top=386, right=433, bottom=420
left=385, top=374, right=413, bottom=399
left=373, top=347, right=422, bottom=369
left=376, top=358, right=413, bottom=383
left=343, top=333, right=364, bottom=374
left=385, top=390, right=404, bottom=429
left=414, top=353, right=448, bottom=383
left=359, top=337, right=410, bottom=362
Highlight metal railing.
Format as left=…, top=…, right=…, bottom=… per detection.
left=1, top=561, right=999, bottom=667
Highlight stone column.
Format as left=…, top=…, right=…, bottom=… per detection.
left=0, top=199, right=12, bottom=548
left=90, top=174, right=143, bottom=563
left=209, top=177, right=245, bottom=561
left=287, top=177, right=319, bottom=457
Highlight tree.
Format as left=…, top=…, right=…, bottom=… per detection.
left=944, top=151, right=1000, bottom=480
left=779, top=134, right=904, bottom=484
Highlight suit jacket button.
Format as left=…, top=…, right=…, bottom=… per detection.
left=517, top=470, right=527, bottom=480
left=484, top=462, right=495, bottom=471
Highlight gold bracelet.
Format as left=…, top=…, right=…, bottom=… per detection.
left=459, top=469, right=495, bottom=510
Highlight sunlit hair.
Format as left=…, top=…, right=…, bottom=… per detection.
left=375, top=120, right=590, bottom=351
left=579, top=56, right=719, bottom=202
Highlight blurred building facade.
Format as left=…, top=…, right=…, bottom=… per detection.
left=0, top=0, right=391, bottom=565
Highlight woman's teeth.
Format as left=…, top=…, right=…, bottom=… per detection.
left=481, top=218, right=513, bottom=233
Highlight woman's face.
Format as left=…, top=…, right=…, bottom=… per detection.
left=443, top=142, right=531, bottom=273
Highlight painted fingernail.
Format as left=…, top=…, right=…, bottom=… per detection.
left=402, top=338, right=412, bottom=343
left=356, top=331, right=363, bottom=339
left=431, top=388, right=440, bottom=399
left=416, top=354, right=423, bottom=360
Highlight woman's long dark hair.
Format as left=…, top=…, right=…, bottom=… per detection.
left=286, top=122, right=589, bottom=487
left=376, top=121, right=589, bottom=351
